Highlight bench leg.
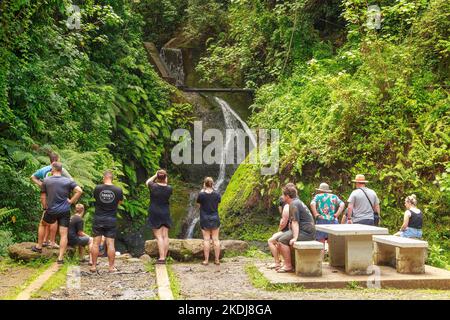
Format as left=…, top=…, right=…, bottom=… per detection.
left=374, top=242, right=396, bottom=267
left=295, top=249, right=322, bottom=277
left=396, top=247, right=426, bottom=274
left=345, top=235, right=373, bottom=275
left=328, top=234, right=345, bottom=267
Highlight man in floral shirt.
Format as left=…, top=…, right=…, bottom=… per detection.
left=310, top=183, right=345, bottom=245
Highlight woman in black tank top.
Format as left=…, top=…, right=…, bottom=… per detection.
left=395, top=194, right=423, bottom=238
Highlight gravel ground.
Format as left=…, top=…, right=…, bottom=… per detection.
left=171, top=256, right=450, bottom=300
left=38, top=256, right=157, bottom=300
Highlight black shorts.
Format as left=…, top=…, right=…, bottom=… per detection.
left=68, top=236, right=90, bottom=247
left=92, top=224, right=116, bottom=239
left=42, top=211, right=70, bottom=228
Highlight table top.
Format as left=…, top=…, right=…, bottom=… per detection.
left=373, top=235, right=428, bottom=248
left=315, top=223, right=389, bottom=236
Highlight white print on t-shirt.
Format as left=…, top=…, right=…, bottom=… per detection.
left=100, top=190, right=115, bottom=203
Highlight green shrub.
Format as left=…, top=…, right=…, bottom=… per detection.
left=0, top=229, right=14, bottom=257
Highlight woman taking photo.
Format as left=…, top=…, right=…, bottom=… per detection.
left=146, top=169, right=172, bottom=264
left=196, top=177, right=221, bottom=265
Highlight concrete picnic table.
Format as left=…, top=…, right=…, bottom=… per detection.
left=315, top=224, right=389, bottom=275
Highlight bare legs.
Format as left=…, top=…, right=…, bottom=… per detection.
left=90, top=236, right=101, bottom=272
left=201, top=228, right=220, bottom=264
left=106, top=237, right=116, bottom=271
left=48, top=222, right=58, bottom=246
left=36, top=220, right=49, bottom=249
left=36, top=220, right=67, bottom=262
left=58, top=226, right=68, bottom=261
left=279, top=243, right=293, bottom=271
left=78, top=238, right=94, bottom=264
left=89, top=236, right=115, bottom=272
left=268, top=232, right=282, bottom=267
left=153, top=226, right=169, bottom=261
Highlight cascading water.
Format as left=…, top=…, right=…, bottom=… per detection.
left=160, top=47, right=185, bottom=86
left=183, top=97, right=256, bottom=238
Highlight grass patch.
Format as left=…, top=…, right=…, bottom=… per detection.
left=346, top=280, right=364, bottom=290
left=1, top=258, right=53, bottom=300
left=166, top=263, right=181, bottom=300
left=223, top=245, right=270, bottom=259
left=245, top=264, right=304, bottom=291
left=31, top=257, right=78, bottom=299
left=144, top=261, right=156, bottom=273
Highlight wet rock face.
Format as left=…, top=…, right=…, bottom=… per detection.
left=144, top=239, right=248, bottom=261
left=116, top=231, right=146, bottom=257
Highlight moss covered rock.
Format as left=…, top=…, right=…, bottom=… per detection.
left=8, top=242, right=58, bottom=262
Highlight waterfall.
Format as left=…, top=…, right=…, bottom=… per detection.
left=160, top=47, right=185, bottom=86
left=184, top=191, right=199, bottom=239
left=184, top=96, right=255, bottom=238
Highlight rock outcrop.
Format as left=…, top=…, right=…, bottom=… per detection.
left=8, top=242, right=58, bottom=262
left=144, top=239, right=248, bottom=261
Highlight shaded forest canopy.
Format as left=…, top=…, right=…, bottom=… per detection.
left=0, top=0, right=449, bottom=267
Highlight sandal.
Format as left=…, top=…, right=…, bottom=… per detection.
left=267, top=263, right=281, bottom=270
left=42, top=242, right=50, bottom=248
left=214, top=261, right=220, bottom=266
left=201, top=261, right=209, bottom=266
left=89, top=268, right=99, bottom=274
left=49, top=243, right=60, bottom=249
left=31, top=246, right=42, bottom=253
left=277, top=267, right=294, bottom=273
left=155, top=259, right=166, bottom=265
left=57, top=259, right=64, bottom=265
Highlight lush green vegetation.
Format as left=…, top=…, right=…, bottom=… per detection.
left=214, top=0, right=449, bottom=266
left=0, top=0, right=448, bottom=271
left=0, top=0, right=193, bottom=252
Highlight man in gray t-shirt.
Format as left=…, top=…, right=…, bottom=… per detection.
left=347, top=174, right=380, bottom=225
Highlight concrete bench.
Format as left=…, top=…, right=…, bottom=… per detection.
left=293, top=241, right=323, bottom=277
left=373, top=235, right=428, bottom=274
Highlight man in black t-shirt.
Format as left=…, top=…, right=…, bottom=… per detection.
left=90, top=170, right=123, bottom=273
left=68, top=204, right=93, bottom=264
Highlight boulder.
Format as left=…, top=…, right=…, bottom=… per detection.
left=139, top=254, right=151, bottom=262
left=144, top=239, right=248, bottom=261
left=8, top=242, right=58, bottom=262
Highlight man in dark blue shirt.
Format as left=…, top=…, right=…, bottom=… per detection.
left=32, top=162, right=83, bottom=264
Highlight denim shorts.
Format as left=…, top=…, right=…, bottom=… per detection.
left=399, top=227, right=422, bottom=238
left=316, top=218, right=338, bottom=241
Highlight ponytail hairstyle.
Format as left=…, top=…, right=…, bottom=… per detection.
left=405, top=194, right=418, bottom=206
left=156, top=169, right=167, bottom=183
left=203, top=177, right=214, bottom=189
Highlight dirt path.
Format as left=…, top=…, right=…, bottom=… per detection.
left=171, top=256, right=450, bottom=300
left=0, top=259, right=36, bottom=299
left=34, top=255, right=157, bottom=300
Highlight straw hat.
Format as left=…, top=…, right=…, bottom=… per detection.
left=316, top=182, right=332, bottom=193
left=352, top=174, right=369, bottom=183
